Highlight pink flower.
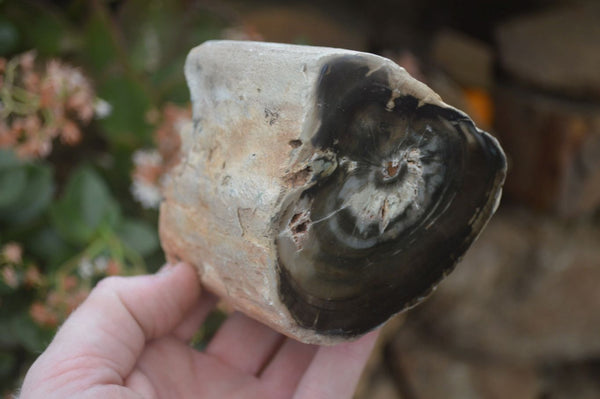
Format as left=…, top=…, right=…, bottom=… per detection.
left=131, top=103, right=190, bottom=209
left=60, top=120, right=82, bottom=145
left=0, top=51, right=102, bottom=159
left=30, top=302, right=58, bottom=328
left=131, top=149, right=164, bottom=209
left=24, top=266, right=43, bottom=287
left=1, top=267, right=19, bottom=289
left=62, top=275, right=78, bottom=291
left=2, top=242, right=23, bottom=264
left=106, top=259, right=122, bottom=276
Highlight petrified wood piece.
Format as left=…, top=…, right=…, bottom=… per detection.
left=159, top=41, right=506, bottom=344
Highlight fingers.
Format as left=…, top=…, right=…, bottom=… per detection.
left=205, top=312, right=285, bottom=375
left=172, top=289, right=218, bottom=341
left=260, top=338, right=318, bottom=397
left=129, top=337, right=203, bottom=398
left=292, top=330, right=380, bottom=399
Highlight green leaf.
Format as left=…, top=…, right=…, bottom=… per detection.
left=97, top=76, right=152, bottom=149
left=119, top=0, right=183, bottom=72
left=117, top=218, right=159, bottom=257
left=9, top=314, right=52, bottom=353
left=0, top=279, right=14, bottom=295
left=117, top=0, right=223, bottom=103
left=0, top=17, right=19, bottom=55
left=1, top=312, right=52, bottom=353
left=191, top=309, right=226, bottom=350
left=4, top=1, right=73, bottom=56
left=151, top=53, right=189, bottom=103
left=51, top=167, right=121, bottom=245
left=82, top=11, right=119, bottom=74
left=0, top=167, right=27, bottom=207
left=0, top=149, right=20, bottom=170
left=0, top=163, right=54, bottom=225
left=0, top=352, right=16, bottom=377
left=0, top=313, right=18, bottom=347
left=26, top=227, right=74, bottom=270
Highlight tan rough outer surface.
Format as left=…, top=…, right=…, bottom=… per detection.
left=159, top=41, right=456, bottom=345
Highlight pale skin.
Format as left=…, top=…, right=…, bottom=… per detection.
left=20, top=263, right=379, bottom=399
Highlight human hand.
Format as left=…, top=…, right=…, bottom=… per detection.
left=20, top=263, right=379, bottom=399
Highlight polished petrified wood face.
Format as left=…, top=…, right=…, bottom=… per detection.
left=276, top=56, right=506, bottom=337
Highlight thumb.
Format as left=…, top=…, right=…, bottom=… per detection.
left=21, top=263, right=201, bottom=397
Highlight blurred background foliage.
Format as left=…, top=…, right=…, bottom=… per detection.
left=0, top=0, right=228, bottom=393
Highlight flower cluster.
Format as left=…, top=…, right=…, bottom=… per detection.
left=221, top=24, right=264, bottom=41
left=131, top=149, right=164, bottom=209
left=0, top=51, right=107, bottom=159
left=0, top=242, right=39, bottom=290
left=131, top=103, right=190, bottom=209
left=29, top=275, right=89, bottom=328
left=27, top=255, right=122, bottom=328
left=0, top=240, right=123, bottom=329
left=77, top=255, right=122, bottom=279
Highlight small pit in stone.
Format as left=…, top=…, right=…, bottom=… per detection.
left=386, top=162, right=399, bottom=177
left=289, top=211, right=311, bottom=250
left=284, top=166, right=312, bottom=187
left=382, top=160, right=401, bottom=180
left=290, top=212, right=302, bottom=224
left=380, top=199, right=388, bottom=219
left=289, top=139, right=303, bottom=148
left=292, top=221, right=308, bottom=234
